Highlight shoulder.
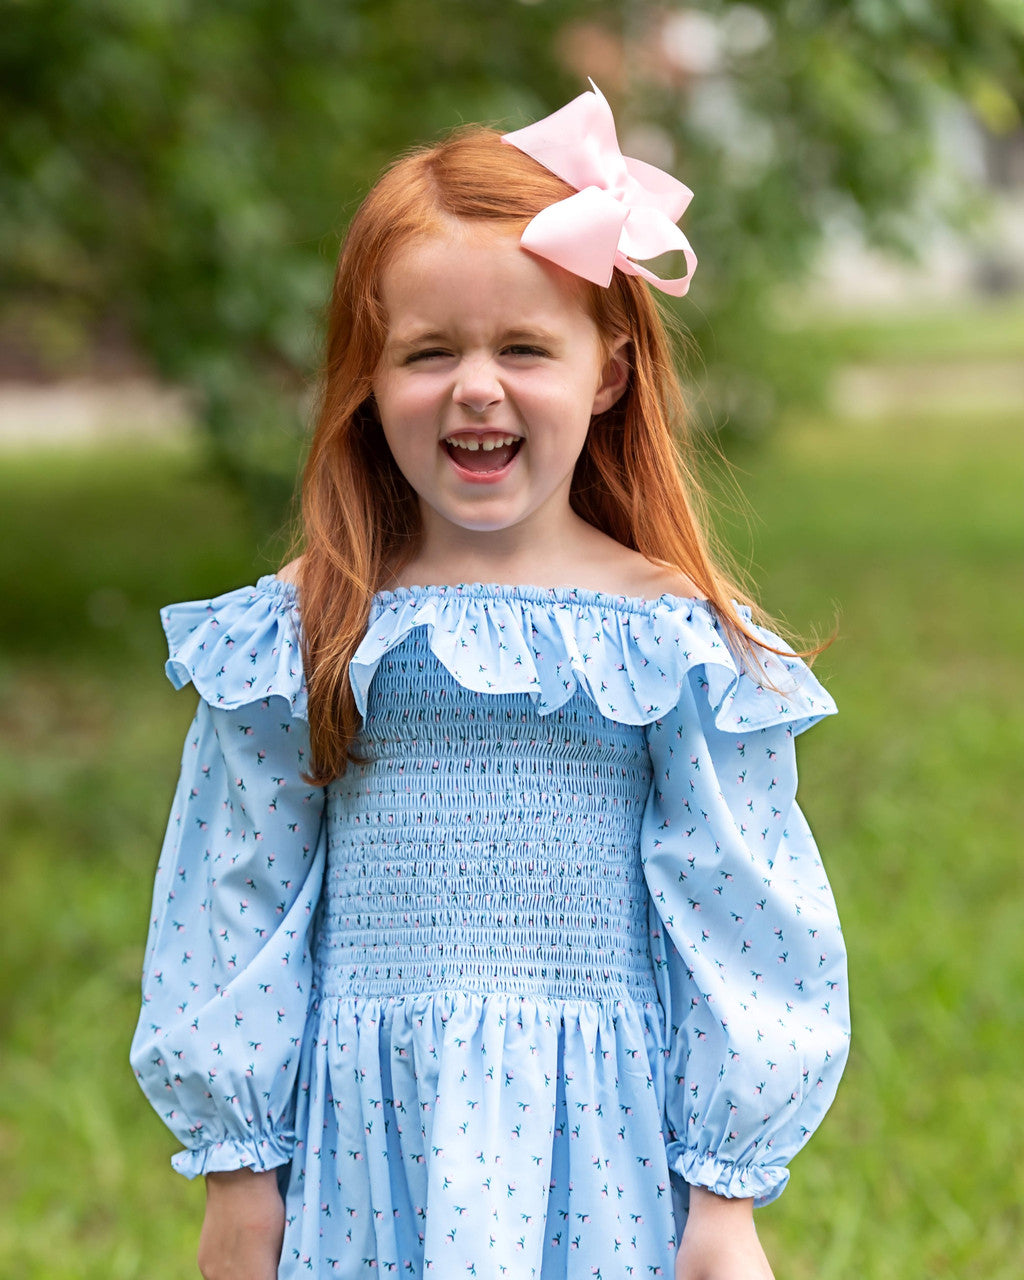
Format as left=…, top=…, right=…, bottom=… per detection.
left=575, top=534, right=703, bottom=602
left=275, top=556, right=303, bottom=586
left=629, top=556, right=703, bottom=603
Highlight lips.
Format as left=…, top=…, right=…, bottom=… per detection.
left=443, top=432, right=522, bottom=474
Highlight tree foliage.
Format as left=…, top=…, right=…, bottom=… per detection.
left=3, top=0, right=1022, bottom=517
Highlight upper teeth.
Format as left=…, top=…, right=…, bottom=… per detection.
left=447, top=435, right=519, bottom=452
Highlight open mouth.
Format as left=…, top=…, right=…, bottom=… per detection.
left=443, top=433, right=523, bottom=474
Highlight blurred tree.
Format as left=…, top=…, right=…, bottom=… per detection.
left=625, top=0, right=1024, bottom=438
left=2, top=0, right=1022, bottom=523
left=0, top=0, right=598, bottom=513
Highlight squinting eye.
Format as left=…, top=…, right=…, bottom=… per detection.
left=504, top=345, right=547, bottom=358
left=405, top=349, right=450, bottom=364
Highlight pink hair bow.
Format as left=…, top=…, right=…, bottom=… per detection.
left=502, top=81, right=697, bottom=297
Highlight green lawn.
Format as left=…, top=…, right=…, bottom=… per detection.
left=1, top=397, right=1021, bottom=1277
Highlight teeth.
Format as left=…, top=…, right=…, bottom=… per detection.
left=447, top=435, right=518, bottom=452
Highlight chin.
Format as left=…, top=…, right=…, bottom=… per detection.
left=453, top=517, right=525, bottom=536
left=432, top=502, right=530, bottom=535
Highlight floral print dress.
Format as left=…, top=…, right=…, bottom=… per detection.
left=131, top=578, right=849, bottom=1279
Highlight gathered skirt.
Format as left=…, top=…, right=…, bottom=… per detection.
left=281, top=984, right=684, bottom=1279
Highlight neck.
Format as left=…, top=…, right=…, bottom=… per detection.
left=402, top=510, right=601, bottom=589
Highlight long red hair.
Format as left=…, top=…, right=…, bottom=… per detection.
left=297, top=127, right=762, bottom=784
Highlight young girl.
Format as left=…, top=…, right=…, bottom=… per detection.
left=131, top=83, right=848, bottom=1280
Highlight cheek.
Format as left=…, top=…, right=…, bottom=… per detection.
left=378, top=404, right=438, bottom=477
left=376, top=380, right=438, bottom=433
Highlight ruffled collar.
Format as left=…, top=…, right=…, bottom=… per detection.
left=160, top=576, right=835, bottom=735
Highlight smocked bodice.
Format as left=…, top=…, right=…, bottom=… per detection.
left=318, top=630, right=658, bottom=1002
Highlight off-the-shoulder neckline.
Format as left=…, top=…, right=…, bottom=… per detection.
left=256, top=574, right=715, bottom=617
left=165, top=577, right=833, bottom=731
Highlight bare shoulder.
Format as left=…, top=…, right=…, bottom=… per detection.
left=588, top=538, right=704, bottom=602
left=637, top=556, right=705, bottom=601
left=276, top=556, right=303, bottom=585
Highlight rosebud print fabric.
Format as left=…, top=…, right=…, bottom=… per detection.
left=132, top=578, right=848, bottom=1279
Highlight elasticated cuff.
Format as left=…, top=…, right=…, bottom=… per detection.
left=669, top=1146, right=790, bottom=1208
left=171, top=1129, right=294, bottom=1180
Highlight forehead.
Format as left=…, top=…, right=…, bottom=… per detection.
left=380, top=222, right=593, bottom=331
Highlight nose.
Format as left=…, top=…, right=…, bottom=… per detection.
left=452, top=355, right=504, bottom=416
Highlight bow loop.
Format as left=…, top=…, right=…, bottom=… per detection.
left=520, top=187, right=628, bottom=288
left=502, top=81, right=697, bottom=297
left=623, top=156, right=694, bottom=222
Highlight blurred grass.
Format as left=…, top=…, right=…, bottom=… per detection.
left=730, top=407, right=1024, bottom=1279
left=1, top=362, right=1022, bottom=1276
left=0, top=448, right=278, bottom=1278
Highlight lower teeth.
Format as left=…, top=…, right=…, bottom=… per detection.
left=446, top=441, right=520, bottom=471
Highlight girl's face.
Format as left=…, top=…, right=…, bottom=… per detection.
left=372, top=222, right=628, bottom=555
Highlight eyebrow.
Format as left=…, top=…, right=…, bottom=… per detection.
left=388, top=330, right=448, bottom=349
left=502, top=327, right=562, bottom=347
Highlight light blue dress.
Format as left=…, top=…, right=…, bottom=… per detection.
left=131, top=577, right=849, bottom=1279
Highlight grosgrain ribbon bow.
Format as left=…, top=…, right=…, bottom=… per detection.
left=502, top=81, right=697, bottom=297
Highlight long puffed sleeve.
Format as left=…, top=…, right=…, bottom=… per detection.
left=130, top=579, right=326, bottom=1178
left=642, top=640, right=849, bottom=1207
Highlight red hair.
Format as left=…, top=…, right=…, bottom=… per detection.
left=296, top=127, right=763, bottom=784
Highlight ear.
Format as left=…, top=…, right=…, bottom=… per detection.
left=591, top=335, right=631, bottom=416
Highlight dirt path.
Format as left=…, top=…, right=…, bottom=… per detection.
left=0, top=379, right=193, bottom=449
left=834, top=358, right=1024, bottom=420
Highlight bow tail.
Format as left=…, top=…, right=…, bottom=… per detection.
left=616, top=214, right=697, bottom=297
